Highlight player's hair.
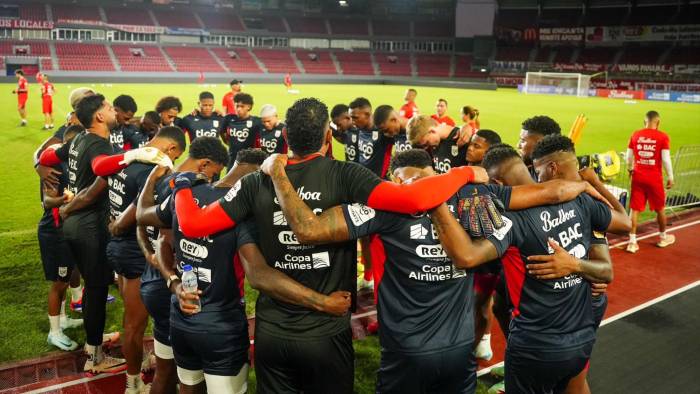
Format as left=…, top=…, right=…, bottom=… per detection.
left=155, top=96, right=182, bottom=114
left=199, top=91, right=214, bottom=101
left=390, top=149, right=433, bottom=173
left=349, top=97, right=372, bottom=110
left=42, top=74, right=49, bottom=79
left=234, top=92, right=254, bottom=106
left=260, top=104, right=277, bottom=118
left=330, top=104, right=349, bottom=119
left=373, top=105, right=394, bottom=128
left=229, top=79, right=241, bottom=86
left=188, top=136, right=228, bottom=166
left=15, top=69, right=23, bottom=76
left=113, top=95, right=138, bottom=114
left=406, top=115, right=435, bottom=146
left=142, top=110, right=160, bottom=124
left=69, top=87, right=95, bottom=110
left=437, top=98, right=448, bottom=106
left=285, top=98, right=328, bottom=156
left=475, top=129, right=502, bottom=146
left=462, top=105, right=479, bottom=120
left=236, top=148, right=268, bottom=165
left=63, top=125, right=85, bottom=142
left=75, top=94, right=106, bottom=129
left=521, top=115, right=561, bottom=136
left=154, top=126, right=187, bottom=152
left=407, top=88, right=417, bottom=95
left=482, top=143, right=521, bottom=172
left=646, top=110, right=660, bottom=120
left=531, top=135, right=576, bottom=161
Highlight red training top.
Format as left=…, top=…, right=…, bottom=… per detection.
left=628, top=128, right=670, bottom=178
left=431, top=114, right=456, bottom=127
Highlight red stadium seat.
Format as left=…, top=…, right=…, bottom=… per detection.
left=286, top=17, right=328, bottom=34
left=112, top=45, right=173, bottom=72
left=252, top=49, right=299, bottom=74
left=329, top=18, right=368, bottom=36
left=103, top=6, right=155, bottom=26
left=334, top=51, right=375, bottom=75
left=210, top=47, right=263, bottom=73
left=416, top=54, right=451, bottom=77
left=376, top=53, right=412, bottom=76
left=55, top=43, right=115, bottom=71
left=152, top=9, right=202, bottom=29
left=198, top=11, right=245, bottom=32
left=371, top=20, right=408, bottom=36
left=163, top=46, right=224, bottom=72
left=294, top=50, right=337, bottom=74
left=19, top=3, right=48, bottom=21
left=51, top=4, right=101, bottom=22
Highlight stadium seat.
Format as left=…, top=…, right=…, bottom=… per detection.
left=627, top=5, right=677, bottom=26
left=294, top=50, right=337, bottom=74
left=497, top=9, right=538, bottom=29
left=414, top=21, right=454, bottom=38
left=0, top=41, right=50, bottom=57
left=665, top=46, right=700, bottom=65
left=552, top=47, right=576, bottom=63
left=55, top=43, right=115, bottom=71
left=376, top=53, right=412, bottom=76
left=262, top=16, right=287, bottom=32
left=618, top=46, right=666, bottom=65
left=495, top=45, right=532, bottom=62
left=163, top=46, right=224, bottom=72
left=112, top=45, right=173, bottom=72
left=198, top=11, right=245, bottom=32
left=371, top=19, right=408, bottom=36
left=334, top=51, right=375, bottom=75
left=153, top=8, right=202, bottom=28
left=582, top=7, right=628, bottom=27
left=453, top=54, right=483, bottom=78
left=415, top=54, right=451, bottom=77
left=576, top=47, right=619, bottom=64
left=51, top=4, right=101, bottom=22
left=210, top=47, right=263, bottom=73
left=252, top=49, right=299, bottom=74
left=286, top=17, right=328, bottom=34
left=103, top=6, right=155, bottom=26
left=539, top=8, right=581, bottom=27
left=18, top=3, right=48, bottom=21
left=329, top=18, right=369, bottom=36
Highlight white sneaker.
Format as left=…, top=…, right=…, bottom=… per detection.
left=657, top=234, right=676, bottom=248
left=357, top=277, right=374, bottom=292
left=125, top=378, right=148, bottom=394
left=47, top=331, right=78, bottom=351
left=626, top=242, right=639, bottom=253
left=60, top=317, right=84, bottom=330
left=141, top=350, right=156, bottom=373
left=474, top=336, right=493, bottom=361
left=84, top=353, right=126, bottom=374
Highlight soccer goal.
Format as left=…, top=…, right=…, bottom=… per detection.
left=523, top=72, right=593, bottom=98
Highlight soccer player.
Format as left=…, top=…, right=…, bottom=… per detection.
left=284, top=72, right=293, bottom=90
left=461, top=105, right=480, bottom=130
left=221, top=79, right=242, bottom=115
left=111, top=95, right=142, bottom=151
left=349, top=97, right=397, bottom=178
left=261, top=146, right=608, bottom=394
left=330, top=103, right=358, bottom=162
left=106, top=127, right=186, bottom=393
left=518, top=115, right=561, bottom=178
left=407, top=114, right=470, bottom=174
left=40, top=74, right=55, bottom=130
left=38, top=94, right=170, bottom=374
left=220, top=92, right=262, bottom=170
left=156, top=96, right=182, bottom=128
left=172, top=98, right=488, bottom=393
left=625, top=110, right=675, bottom=253
left=136, top=136, right=229, bottom=394
left=40, top=125, right=84, bottom=351
left=374, top=105, right=411, bottom=154
left=467, top=129, right=501, bottom=166
left=180, top=91, right=224, bottom=143
left=137, top=110, right=161, bottom=145
left=430, top=136, right=630, bottom=394
left=399, top=88, right=419, bottom=120
left=259, top=104, right=287, bottom=154
left=14, top=69, right=28, bottom=126
left=431, top=98, right=455, bottom=127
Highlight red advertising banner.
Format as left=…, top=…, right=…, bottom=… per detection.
left=0, top=19, right=54, bottom=30
left=554, top=63, right=606, bottom=72
left=539, top=27, right=584, bottom=42
left=596, top=89, right=645, bottom=100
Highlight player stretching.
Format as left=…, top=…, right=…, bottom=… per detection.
left=172, top=98, right=487, bottom=393
left=106, top=127, right=185, bottom=393
left=14, top=69, right=28, bottom=126
left=40, top=74, right=55, bottom=130
left=431, top=136, right=630, bottom=393
left=625, top=110, right=675, bottom=253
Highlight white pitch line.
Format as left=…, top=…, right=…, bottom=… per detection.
left=609, top=219, right=700, bottom=248
left=24, top=372, right=117, bottom=394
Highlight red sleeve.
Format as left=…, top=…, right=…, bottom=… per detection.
left=39, top=148, right=61, bottom=166
left=661, top=133, right=670, bottom=150
left=123, top=142, right=132, bottom=151
left=366, top=166, right=475, bottom=213
left=175, top=189, right=236, bottom=238
left=91, top=153, right=127, bottom=176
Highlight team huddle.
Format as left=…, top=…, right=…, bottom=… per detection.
left=30, top=81, right=685, bottom=394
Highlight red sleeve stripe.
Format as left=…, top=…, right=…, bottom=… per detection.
left=38, top=148, right=61, bottom=166
left=502, top=246, right=526, bottom=318
left=174, top=189, right=235, bottom=238
left=91, top=154, right=127, bottom=176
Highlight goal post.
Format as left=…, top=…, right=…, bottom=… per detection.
left=524, top=72, right=592, bottom=98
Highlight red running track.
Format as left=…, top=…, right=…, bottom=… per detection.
left=2, top=210, right=699, bottom=393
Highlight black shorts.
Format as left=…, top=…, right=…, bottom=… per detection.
left=140, top=280, right=171, bottom=346
left=37, top=222, right=75, bottom=282
left=170, top=323, right=249, bottom=376
left=254, top=327, right=353, bottom=394
left=62, top=211, right=113, bottom=287
left=106, top=237, right=147, bottom=279
left=592, top=294, right=608, bottom=329
left=505, top=342, right=593, bottom=394
left=377, top=343, right=476, bottom=394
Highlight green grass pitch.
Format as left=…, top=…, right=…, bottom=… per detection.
left=0, top=82, right=698, bottom=392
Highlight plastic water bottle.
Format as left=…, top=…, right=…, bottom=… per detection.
left=181, top=265, right=201, bottom=313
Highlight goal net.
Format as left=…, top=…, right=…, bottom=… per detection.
left=524, top=72, right=592, bottom=98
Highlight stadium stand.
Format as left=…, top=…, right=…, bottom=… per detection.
left=329, top=18, right=369, bottom=36
left=618, top=46, right=666, bottom=65
left=152, top=8, right=202, bottom=28
left=112, top=45, right=173, bottom=72
left=0, top=41, right=50, bottom=57
left=496, top=45, right=532, bottom=62
left=163, top=46, right=223, bottom=72
left=497, top=9, right=538, bottom=28
left=198, top=10, right=245, bottom=32
left=371, top=19, right=407, bottom=36
left=103, top=6, right=155, bottom=26
left=414, top=22, right=453, bottom=37
left=294, top=50, right=337, bottom=74
left=552, top=47, right=576, bottom=63
left=665, top=46, right=700, bottom=65
left=210, top=47, right=263, bottom=73
left=376, top=53, right=412, bottom=76
left=262, top=16, right=288, bottom=32
left=334, top=50, right=375, bottom=75
left=55, top=43, right=115, bottom=71
left=252, top=49, right=300, bottom=73
left=534, top=46, right=555, bottom=62
left=576, top=47, right=619, bottom=64
left=17, top=3, right=49, bottom=21
left=581, top=7, right=628, bottom=27
left=415, top=54, right=451, bottom=77
left=51, top=4, right=102, bottom=22
left=627, top=5, right=677, bottom=26
left=453, top=54, right=478, bottom=78
left=539, top=8, right=581, bottom=27
left=286, top=16, right=328, bottom=34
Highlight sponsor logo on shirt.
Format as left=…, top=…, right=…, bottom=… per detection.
left=58, top=266, right=68, bottom=278
left=229, top=127, right=250, bottom=142
left=223, top=181, right=242, bottom=202
left=347, top=204, right=375, bottom=226
left=408, top=262, right=466, bottom=281
left=372, top=131, right=379, bottom=141
left=273, top=252, right=330, bottom=270
left=415, top=244, right=447, bottom=258
left=273, top=210, right=288, bottom=226
left=261, top=137, right=278, bottom=152
left=540, top=209, right=576, bottom=232
left=346, top=145, right=356, bottom=161
left=434, top=158, right=452, bottom=174
left=180, top=239, right=209, bottom=259
left=359, top=140, right=374, bottom=160
left=451, top=145, right=458, bottom=157
left=278, top=230, right=299, bottom=245
left=195, top=128, right=219, bottom=138
left=410, top=224, right=428, bottom=240
left=311, top=251, right=331, bottom=269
